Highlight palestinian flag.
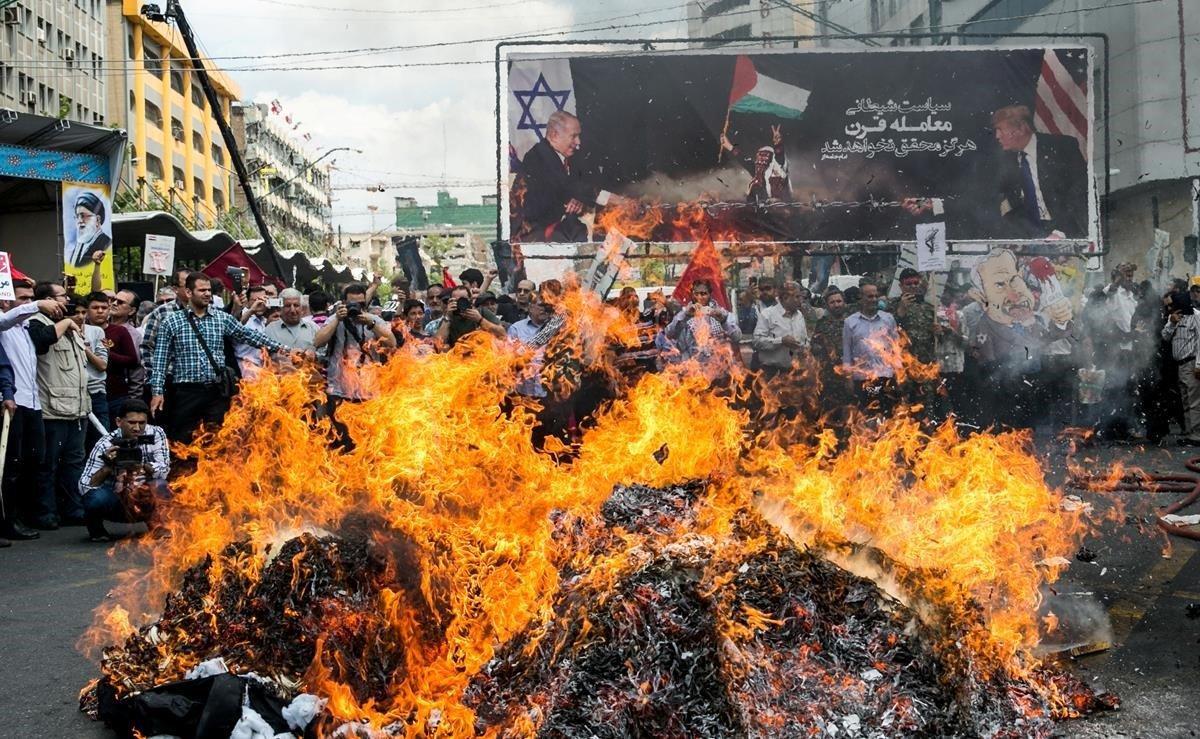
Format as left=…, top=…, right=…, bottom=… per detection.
left=728, top=55, right=810, bottom=119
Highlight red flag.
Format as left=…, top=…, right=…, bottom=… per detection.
left=441, top=267, right=457, bottom=288
left=1034, top=48, right=1088, bottom=158
left=202, top=242, right=284, bottom=291
left=672, top=239, right=728, bottom=310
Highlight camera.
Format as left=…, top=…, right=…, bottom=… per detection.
left=226, top=266, right=246, bottom=293
left=112, top=434, right=154, bottom=469
left=344, top=301, right=365, bottom=320
left=454, top=297, right=471, bottom=314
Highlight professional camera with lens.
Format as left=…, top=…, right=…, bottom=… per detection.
left=112, top=435, right=154, bottom=469
left=454, top=297, right=471, bottom=314
left=345, top=301, right=365, bottom=320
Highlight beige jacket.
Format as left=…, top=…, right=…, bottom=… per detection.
left=30, top=314, right=91, bottom=421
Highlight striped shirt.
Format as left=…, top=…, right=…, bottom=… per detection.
left=1162, top=313, right=1199, bottom=363
left=79, top=425, right=171, bottom=495
left=150, top=308, right=283, bottom=395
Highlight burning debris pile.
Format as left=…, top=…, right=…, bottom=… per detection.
left=84, top=481, right=1113, bottom=738
left=77, top=302, right=1118, bottom=738
left=468, top=482, right=1110, bottom=738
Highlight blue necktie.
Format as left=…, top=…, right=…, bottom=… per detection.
left=1018, top=152, right=1041, bottom=223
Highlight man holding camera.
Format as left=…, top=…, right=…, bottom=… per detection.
left=313, top=284, right=396, bottom=449
left=434, top=286, right=506, bottom=350
left=234, top=284, right=274, bottom=377
left=78, top=400, right=169, bottom=542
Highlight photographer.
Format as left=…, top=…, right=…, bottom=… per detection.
left=313, top=284, right=396, bottom=449
left=434, top=286, right=506, bottom=350
left=78, top=400, right=170, bottom=543
left=234, top=284, right=273, bottom=377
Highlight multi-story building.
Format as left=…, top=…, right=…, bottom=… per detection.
left=231, top=101, right=333, bottom=248
left=104, top=0, right=239, bottom=228
left=686, top=0, right=818, bottom=48
left=0, top=0, right=107, bottom=124
left=805, top=0, right=1198, bottom=269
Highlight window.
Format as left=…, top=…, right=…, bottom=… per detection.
left=146, top=153, right=165, bottom=181
left=191, top=84, right=205, bottom=110
left=171, top=116, right=184, bottom=141
left=193, top=177, right=206, bottom=198
left=213, top=188, right=226, bottom=212
left=170, top=66, right=184, bottom=94
left=192, top=133, right=205, bottom=154
left=143, top=42, right=163, bottom=74
left=172, top=166, right=186, bottom=188
left=869, top=0, right=881, bottom=30
left=211, top=143, right=224, bottom=166
left=128, top=90, right=135, bottom=111
left=145, top=100, right=163, bottom=126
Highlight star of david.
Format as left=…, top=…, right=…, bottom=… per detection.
left=513, top=73, right=571, bottom=141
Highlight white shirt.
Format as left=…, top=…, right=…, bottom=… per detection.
left=752, top=303, right=809, bottom=369
left=81, top=323, right=108, bottom=394
left=235, top=313, right=269, bottom=367
left=1021, top=134, right=1052, bottom=221
left=1107, top=285, right=1137, bottom=351
left=0, top=303, right=42, bottom=410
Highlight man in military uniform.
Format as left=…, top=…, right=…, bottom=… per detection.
left=810, top=288, right=853, bottom=419
left=891, top=268, right=940, bottom=413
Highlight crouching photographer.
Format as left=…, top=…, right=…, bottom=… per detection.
left=78, top=400, right=170, bottom=543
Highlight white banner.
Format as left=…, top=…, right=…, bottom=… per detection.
left=916, top=222, right=948, bottom=272
left=143, top=234, right=176, bottom=277
left=0, top=252, right=15, bottom=301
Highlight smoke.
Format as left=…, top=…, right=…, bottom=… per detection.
left=1034, top=582, right=1113, bottom=656
left=620, top=164, right=749, bottom=203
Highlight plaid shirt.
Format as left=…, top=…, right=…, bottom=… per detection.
left=140, top=299, right=183, bottom=377
left=151, top=308, right=284, bottom=395
left=79, top=425, right=171, bottom=495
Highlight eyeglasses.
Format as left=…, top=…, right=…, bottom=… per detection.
left=516, top=287, right=534, bottom=294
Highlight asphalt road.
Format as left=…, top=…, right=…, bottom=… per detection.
left=0, top=440, right=1197, bottom=739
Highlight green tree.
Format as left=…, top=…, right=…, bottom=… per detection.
left=422, top=234, right=457, bottom=270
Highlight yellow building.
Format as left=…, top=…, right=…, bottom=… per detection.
left=105, top=0, right=241, bottom=227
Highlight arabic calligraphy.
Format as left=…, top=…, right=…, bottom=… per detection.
left=844, top=97, right=953, bottom=116
left=823, top=96, right=977, bottom=161
left=819, top=137, right=978, bottom=161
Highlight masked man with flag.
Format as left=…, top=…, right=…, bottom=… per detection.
left=721, top=124, right=791, bottom=204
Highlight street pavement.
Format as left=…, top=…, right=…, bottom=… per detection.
left=0, top=440, right=1197, bottom=738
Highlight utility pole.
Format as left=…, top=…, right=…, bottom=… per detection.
left=141, top=0, right=287, bottom=278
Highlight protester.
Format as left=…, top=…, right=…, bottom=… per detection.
left=892, top=268, right=936, bottom=365
left=149, top=272, right=287, bottom=444
left=396, top=299, right=432, bottom=351
left=30, top=281, right=92, bottom=529
left=140, top=268, right=190, bottom=386
left=307, top=291, right=332, bottom=327
left=78, top=399, right=170, bottom=542
left=234, top=284, right=272, bottom=377
left=752, top=280, right=809, bottom=378
left=313, top=284, right=397, bottom=449
left=1161, top=291, right=1200, bottom=444
left=498, top=279, right=536, bottom=325
left=265, top=288, right=318, bottom=354
left=0, top=282, right=64, bottom=543
left=423, top=284, right=445, bottom=325
left=75, top=294, right=111, bottom=449
left=842, top=282, right=900, bottom=411
left=434, top=286, right=506, bottom=349
left=666, top=279, right=742, bottom=381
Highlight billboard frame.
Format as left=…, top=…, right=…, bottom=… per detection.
left=495, top=32, right=1111, bottom=258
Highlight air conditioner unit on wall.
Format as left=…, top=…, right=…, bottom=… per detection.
left=25, top=92, right=37, bottom=106
left=63, top=48, right=75, bottom=61
left=36, top=28, right=46, bottom=45
left=2, top=8, right=18, bottom=24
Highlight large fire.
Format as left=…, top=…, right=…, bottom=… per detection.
left=79, top=210, right=1112, bottom=737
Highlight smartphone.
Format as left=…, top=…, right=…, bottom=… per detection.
left=266, top=297, right=283, bottom=309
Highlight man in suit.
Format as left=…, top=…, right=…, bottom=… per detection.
left=68, top=192, right=112, bottom=268
left=515, top=111, right=628, bottom=243
left=992, top=105, right=1088, bottom=239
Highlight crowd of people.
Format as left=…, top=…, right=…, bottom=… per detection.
left=0, top=246, right=1191, bottom=548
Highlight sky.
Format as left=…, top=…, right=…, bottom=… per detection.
left=184, top=0, right=689, bottom=235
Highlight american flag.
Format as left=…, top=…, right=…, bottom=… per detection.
left=1034, top=49, right=1089, bottom=158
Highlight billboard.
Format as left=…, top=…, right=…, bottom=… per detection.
left=504, top=46, right=1096, bottom=247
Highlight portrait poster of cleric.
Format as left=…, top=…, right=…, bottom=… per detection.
left=504, top=46, right=1094, bottom=245
left=62, top=181, right=115, bottom=289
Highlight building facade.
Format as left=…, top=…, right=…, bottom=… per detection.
left=104, top=0, right=240, bottom=228
left=231, top=102, right=332, bottom=249
left=686, top=0, right=818, bottom=47
left=0, top=0, right=107, bottom=124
